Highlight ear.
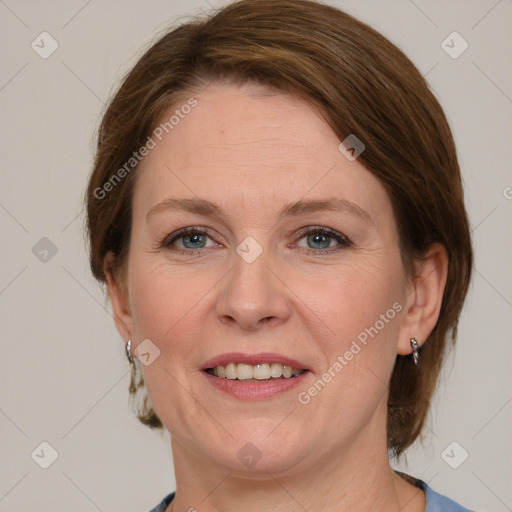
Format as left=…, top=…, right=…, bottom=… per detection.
left=397, top=243, right=449, bottom=356
left=103, top=251, right=134, bottom=343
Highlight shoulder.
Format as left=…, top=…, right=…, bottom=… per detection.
left=148, top=492, right=175, bottom=512
left=419, top=481, right=474, bottom=512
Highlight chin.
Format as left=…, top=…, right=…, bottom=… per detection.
left=203, top=419, right=313, bottom=476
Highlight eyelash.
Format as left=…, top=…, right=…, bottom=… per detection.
left=160, top=226, right=352, bottom=256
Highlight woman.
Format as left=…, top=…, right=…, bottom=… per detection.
left=85, top=0, right=473, bottom=510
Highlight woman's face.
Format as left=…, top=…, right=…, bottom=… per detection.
left=119, top=81, right=415, bottom=474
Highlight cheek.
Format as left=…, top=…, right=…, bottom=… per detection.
left=319, top=258, right=403, bottom=331
left=127, top=259, right=215, bottom=423
left=128, top=258, right=208, bottom=349
left=308, top=255, right=406, bottom=375
left=311, top=266, right=405, bottom=400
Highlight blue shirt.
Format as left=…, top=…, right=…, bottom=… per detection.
left=148, top=479, right=473, bottom=511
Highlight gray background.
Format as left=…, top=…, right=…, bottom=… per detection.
left=0, top=0, right=511, bottom=511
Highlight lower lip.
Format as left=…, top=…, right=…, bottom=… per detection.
left=203, top=370, right=309, bottom=400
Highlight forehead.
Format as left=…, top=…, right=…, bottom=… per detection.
left=132, top=81, right=391, bottom=222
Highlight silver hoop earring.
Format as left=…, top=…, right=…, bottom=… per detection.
left=410, top=338, right=420, bottom=366
left=126, top=339, right=134, bottom=363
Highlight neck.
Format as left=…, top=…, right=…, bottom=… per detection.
left=167, top=421, right=425, bottom=512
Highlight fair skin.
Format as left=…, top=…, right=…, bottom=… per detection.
left=105, top=81, right=448, bottom=512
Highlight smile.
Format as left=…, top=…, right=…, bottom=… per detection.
left=205, top=362, right=305, bottom=381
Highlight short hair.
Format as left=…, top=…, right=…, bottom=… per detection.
left=86, top=0, right=473, bottom=456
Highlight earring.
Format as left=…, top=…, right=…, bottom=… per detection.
left=126, top=339, right=134, bottom=363
left=410, top=338, right=420, bottom=366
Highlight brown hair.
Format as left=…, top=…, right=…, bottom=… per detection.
left=85, top=0, right=473, bottom=456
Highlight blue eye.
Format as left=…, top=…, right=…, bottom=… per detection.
left=161, top=226, right=351, bottom=255
left=181, top=232, right=208, bottom=249
left=296, top=227, right=351, bottom=254
left=162, top=227, right=216, bottom=253
left=307, top=232, right=331, bottom=249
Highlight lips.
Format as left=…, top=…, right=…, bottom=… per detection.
left=201, top=352, right=311, bottom=400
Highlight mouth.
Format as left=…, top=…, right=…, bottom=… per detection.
left=201, top=353, right=311, bottom=400
left=205, top=362, right=306, bottom=381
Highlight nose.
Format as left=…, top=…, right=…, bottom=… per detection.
left=216, top=243, right=292, bottom=331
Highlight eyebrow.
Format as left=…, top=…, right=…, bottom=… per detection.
left=146, top=197, right=373, bottom=224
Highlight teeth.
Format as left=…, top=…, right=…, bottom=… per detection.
left=236, top=363, right=253, bottom=380
left=225, top=362, right=237, bottom=379
left=282, top=365, right=293, bottom=378
left=253, top=363, right=270, bottom=380
left=270, top=363, right=283, bottom=378
left=210, top=362, right=305, bottom=380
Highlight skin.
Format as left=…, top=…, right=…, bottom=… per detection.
left=106, top=81, right=448, bottom=511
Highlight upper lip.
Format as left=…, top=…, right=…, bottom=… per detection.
left=202, top=352, right=311, bottom=371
